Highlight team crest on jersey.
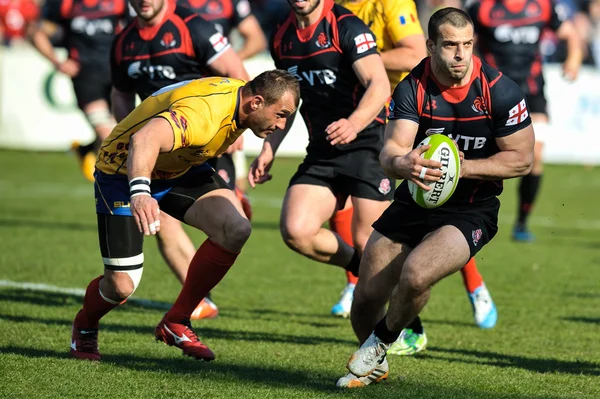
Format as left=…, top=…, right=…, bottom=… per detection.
left=472, top=229, right=483, bottom=246
left=206, top=0, right=224, bottom=14
left=315, top=32, right=331, bottom=49
left=526, top=2, right=540, bottom=16
left=471, top=96, right=487, bottom=114
left=354, top=33, right=376, bottom=54
left=160, top=32, right=176, bottom=48
left=378, top=178, right=391, bottom=195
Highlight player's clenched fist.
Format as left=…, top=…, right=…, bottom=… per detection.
left=130, top=195, right=161, bottom=236
left=326, top=118, right=358, bottom=145
left=393, top=144, right=443, bottom=191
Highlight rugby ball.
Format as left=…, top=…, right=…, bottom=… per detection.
left=408, top=134, right=461, bottom=209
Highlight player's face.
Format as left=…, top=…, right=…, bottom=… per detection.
left=247, top=92, right=297, bottom=139
left=130, top=0, right=165, bottom=21
left=428, top=23, right=474, bottom=82
left=287, top=0, right=321, bottom=16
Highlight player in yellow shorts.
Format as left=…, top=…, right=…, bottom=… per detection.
left=69, top=70, right=299, bottom=362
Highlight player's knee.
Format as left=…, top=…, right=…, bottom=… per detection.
left=84, top=108, right=116, bottom=133
left=280, top=221, right=311, bottom=252
left=399, top=265, right=429, bottom=294
left=102, top=267, right=143, bottom=302
left=224, top=216, right=252, bottom=248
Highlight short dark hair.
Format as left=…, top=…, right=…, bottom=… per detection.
left=243, top=69, right=300, bottom=106
left=428, top=7, right=473, bottom=43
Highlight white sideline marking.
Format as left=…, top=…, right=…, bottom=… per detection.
left=0, top=280, right=171, bottom=310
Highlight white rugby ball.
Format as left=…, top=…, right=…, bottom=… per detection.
left=408, top=134, right=461, bottom=209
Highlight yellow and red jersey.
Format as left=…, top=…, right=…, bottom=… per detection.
left=97, top=77, right=246, bottom=180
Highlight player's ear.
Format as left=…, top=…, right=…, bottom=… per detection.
left=426, top=39, right=435, bottom=55
left=250, top=95, right=265, bottom=111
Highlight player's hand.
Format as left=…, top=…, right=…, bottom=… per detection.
left=325, top=118, right=358, bottom=145
left=225, top=135, right=244, bottom=154
left=248, top=148, right=274, bottom=188
left=130, top=195, right=161, bottom=236
left=562, top=60, right=579, bottom=81
left=57, top=59, right=81, bottom=78
left=394, top=145, right=443, bottom=191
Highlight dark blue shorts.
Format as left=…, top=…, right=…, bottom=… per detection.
left=94, top=164, right=229, bottom=220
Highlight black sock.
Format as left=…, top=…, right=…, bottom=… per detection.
left=518, top=173, right=542, bottom=226
left=344, top=250, right=360, bottom=277
left=374, top=315, right=401, bottom=344
left=406, top=316, right=424, bottom=334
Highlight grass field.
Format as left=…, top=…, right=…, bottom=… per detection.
left=1, top=149, right=599, bottom=399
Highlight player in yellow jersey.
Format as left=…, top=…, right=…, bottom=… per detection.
left=69, top=70, right=299, bottom=362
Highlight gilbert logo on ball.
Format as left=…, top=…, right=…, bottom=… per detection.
left=408, top=134, right=461, bottom=209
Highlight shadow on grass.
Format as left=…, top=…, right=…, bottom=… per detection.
left=561, top=316, right=600, bottom=325
left=0, top=313, right=356, bottom=347
left=0, top=345, right=339, bottom=394
left=0, top=218, right=96, bottom=231
left=423, top=347, right=600, bottom=376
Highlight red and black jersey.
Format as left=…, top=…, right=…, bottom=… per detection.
left=42, top=0, right=127, bottom=68
left=111, top=2, right=230, bottom=100
left=390, top=56, right=531, bottom=205
left=177, top=0, right=251, bottom=36
left=270, top=0, right=385, bottom=156
left=467, top=0, right=565, bottom=95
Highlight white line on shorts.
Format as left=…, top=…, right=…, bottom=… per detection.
left=0, top=280, right=171, bottom=310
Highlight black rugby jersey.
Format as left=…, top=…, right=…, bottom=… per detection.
left=389, top=56, right=532, bottom=205
left=43, top=0, right=127, bottom=69
left=467, top=0, right=565, bottom=95
left=270, top=0, right=386, bottom=156
left=177, top=0, right=251, bottom=36
left=111, top=2, right=230, bottom=100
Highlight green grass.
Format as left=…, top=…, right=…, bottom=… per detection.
left=0, top=149, right=599, bottom=398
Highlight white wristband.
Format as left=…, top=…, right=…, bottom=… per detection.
left=129, top=177, right=151, bottom=198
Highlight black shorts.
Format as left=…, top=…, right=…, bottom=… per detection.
left=206, top=153, right=235, bottom=189
left=372, top=198, right=500, bottom=258
left=525, top=92, right=547, bottom=115
left=289, top=126, right=394, bottom=208
left=95, top=164, right=230, bottom=267
left=72, top=66, right=112, bottom=109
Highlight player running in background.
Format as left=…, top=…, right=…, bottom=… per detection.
left=333, top=1, right=499, bottom=357
left=337, top=8, right=534, bottom=387
left=249, top=0, right=391, bottom=310
left=467, top=0, right=583, bottom=242
left=28, top=0, right=128, bottom=182
left=177, top=0, right=268, bottom=213
left=111, top=0, right=250, bottom=320
left=70, top=70, right=299, bottom=362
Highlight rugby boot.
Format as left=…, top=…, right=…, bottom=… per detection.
left=155, top=316, right=215, bottom=361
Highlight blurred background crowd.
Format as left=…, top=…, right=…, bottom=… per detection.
left=1, top=0, right=599, bottom=68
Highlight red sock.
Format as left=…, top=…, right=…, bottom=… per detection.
left=461, top=257, right=484, bottom=294
left=166, top=239, right=239, bottom=321
left=74, top=275, right=120, bottom=328
left=329, top=207, right=358, bottom=285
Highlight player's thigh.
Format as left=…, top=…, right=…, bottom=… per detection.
left=97, top=213, right=144, bottom=284
left=402, top=225, right=471, bottom=292
left=356, top=230, right=411, bottom=304
left=281, top=183, right=338, bottom=237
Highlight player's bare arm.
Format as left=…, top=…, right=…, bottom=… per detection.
left=208, top=47, right=250, bottom=81
left=380, top=34, right=427, bottom=73
left=236, top=15, right=267, bottom=60
left=462, top=125, right=534, bottom=180
left=326, top=54, right=389, bottom=145
left=28, top=21, right=79, bottom=77
left=380, top=118, right=442, bottom=190
left=111, top=87, right=136, bottom=123
left=248, top=111, right=298, bottom=188
left=127, top=117, right=176, bottom=236
left=556, top=20, right=584, bottom=80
